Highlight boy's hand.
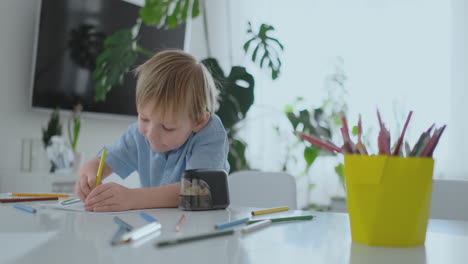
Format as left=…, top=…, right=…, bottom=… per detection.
left=75, top=159, right=99, bottom=201
left=84, top=182, right=134, bottom=212
left=74, top=157, right=103, bottom=201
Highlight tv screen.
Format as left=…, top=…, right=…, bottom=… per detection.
left=31, top=0, right=187, bottom=117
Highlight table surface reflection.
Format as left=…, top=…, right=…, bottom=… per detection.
left=0, top=203, right=467, bottom=264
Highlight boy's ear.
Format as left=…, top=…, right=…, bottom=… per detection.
left=193, top=112, right=210, bottom=132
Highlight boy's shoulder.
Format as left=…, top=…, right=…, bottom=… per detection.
left=200, top=114, right=226, bottom=134
left=128, top=122, right=140, bottom=133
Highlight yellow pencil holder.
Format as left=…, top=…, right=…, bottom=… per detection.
left=344, top=155, right=434, bottom=247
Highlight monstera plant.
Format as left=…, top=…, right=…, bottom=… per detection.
left=92, top=0, right=283, bottom=172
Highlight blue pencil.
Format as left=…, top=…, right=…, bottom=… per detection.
left=13, top=203, right=36, bottom=214
left=215, top=217, right=250, bottom=230
left=140, top=212, right=158, bottom=223
left=114, top=216, right=134, bottom=231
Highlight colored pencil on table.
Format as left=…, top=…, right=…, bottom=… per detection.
left=120, top=222, right=162, bottom=243
left=156, top=230, right=234, bottom=248
left=11, top=193, right=69, bottom=198
left=13, top=203, right=37, bottom=214
left=0, top=197, right=58, bottom=203
left=111, top=216, right=134, bottom=246
left=114, top=216, right=134, bottom=231
left=61, top=198, right=81, bottom=205
left=111, top=226, right=127, bottom=246
left=251, top=206, right=289, bottom=216
left=242, top=219, right=272, bottom=234
left=140, top=212, right=158, bottom=223
left=215, top=217, right=249, bottom=230
left=175, top=214, right=186, bottom=232
left=246, top=215, right=314, bottom=224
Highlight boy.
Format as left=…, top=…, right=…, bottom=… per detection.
left=74, top=50, right=230, bottom=212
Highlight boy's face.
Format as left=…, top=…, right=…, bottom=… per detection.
left=137, top=101, right=207, bottom=153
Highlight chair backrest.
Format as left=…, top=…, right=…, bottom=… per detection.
left=228, top=170, right=297, bottom=209
left=430, top=179, right=468, bottom=221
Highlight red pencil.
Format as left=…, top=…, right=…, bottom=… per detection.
left=296, top=132, right=342, bottom=153
left=0, top=197, right=58, bottom=203
left=392, top=111, right=413, bottom=156
left=175, top=214, right=186, bottom=232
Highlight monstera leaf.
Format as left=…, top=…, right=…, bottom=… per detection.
left=140, top=0, right=200, bottom=28
left=243, top=22, right=284, bottom=80
left=229, top=138, right=249, bottom=172
left=201, top=58, right=255, bottom=131
left=286, top=108, right=332, bottom=140
left=202, top=58, right=255, bottom=171
left=93, top=28, right=139, bottom=102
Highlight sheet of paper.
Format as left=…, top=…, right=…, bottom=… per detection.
left=39, top=201, right=86, bottom=212
left=39, top=202, right=158, bottom=215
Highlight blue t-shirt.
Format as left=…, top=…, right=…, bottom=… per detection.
left=102, top=114, right=230, bottom=187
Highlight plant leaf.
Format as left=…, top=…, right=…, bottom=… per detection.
left=243, top=22, right=284, bottom=80
left=304, top=146, right=319, bottom=169
left=335, top=163, right=345, bottom=189
left=140, top=0, right=200, bottom=29
left=202, top=58, right=255, bottom=131
left=286, top=112, right=300, bottom=130
left=93, top=28, right=138, bottom=102
left=228, top=137, right=249, bottom=172
left=243, top=37, right=256, bottom=52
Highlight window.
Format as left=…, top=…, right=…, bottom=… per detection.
left=204, top=0, right=462, bottom=207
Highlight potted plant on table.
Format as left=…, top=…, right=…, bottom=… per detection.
left=68, top=104, right=83, bottom=171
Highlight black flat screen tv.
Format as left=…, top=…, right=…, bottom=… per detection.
left=31, top=0, right=188, bottom=117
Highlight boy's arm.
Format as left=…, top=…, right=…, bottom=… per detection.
left=129, top=183, right=181, bottom=209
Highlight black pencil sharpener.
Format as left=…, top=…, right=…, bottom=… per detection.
left=179, top=169, right=230, bottom=211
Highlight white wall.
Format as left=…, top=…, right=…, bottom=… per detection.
left=449, top=0, right=468, bottom=179
left=0, top=0, right=132, bottom=186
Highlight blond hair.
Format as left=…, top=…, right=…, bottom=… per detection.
left=135, top=50, right=219, bottom=122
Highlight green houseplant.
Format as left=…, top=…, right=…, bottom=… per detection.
left=92, top=0, right=284, bottom=172
left=279, top=57, right=349, bottom=209
left=68, top=104, right=82, bottom=152
left=42, top=108, right=62, bottom=148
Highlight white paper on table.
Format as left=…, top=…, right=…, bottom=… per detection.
left=38, top=202, right=159, bottom=215
left=39, top=201, right=86, bottom=212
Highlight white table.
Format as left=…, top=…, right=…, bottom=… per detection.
left=1, top=203, right=467, bottom=264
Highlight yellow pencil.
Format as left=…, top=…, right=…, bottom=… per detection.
left=251, top=206, right=289, bottom=216
left=95, top=148, right=107, bottom=187
left=11, top=193, right=70, bottom=198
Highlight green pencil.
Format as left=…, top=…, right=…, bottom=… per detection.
left=156, top=230, right=234, bottom=248
left=61, top=198, right=81, bottom=205
left=246, top=215, right=314, bottom=224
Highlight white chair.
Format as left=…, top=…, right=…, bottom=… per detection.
left=430, top=179, right=468, bottom=221
left=228, top=170, right=297, bottom=209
